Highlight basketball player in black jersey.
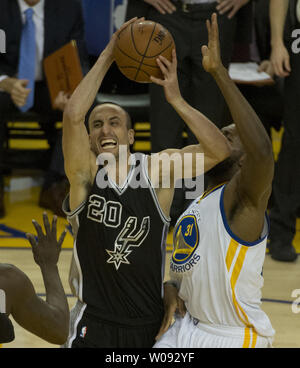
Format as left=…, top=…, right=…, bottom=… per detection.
left=62, top=17, right=231, bottom=348
left=0, top=213, right=69, bottom=345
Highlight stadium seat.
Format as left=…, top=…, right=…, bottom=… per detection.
left=3, top=111, right=61, bottom=171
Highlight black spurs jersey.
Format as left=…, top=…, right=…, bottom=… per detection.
left=64, top=153, right=170, bottom=326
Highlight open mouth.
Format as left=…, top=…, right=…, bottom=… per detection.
left=100, top=138, right=117, bottom=149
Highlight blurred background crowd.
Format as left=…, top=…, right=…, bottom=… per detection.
left=0, top=0, right=299, bottom=262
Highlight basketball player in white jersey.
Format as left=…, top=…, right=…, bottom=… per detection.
left=61, top=17, right=232, bottom=347
left=154, top=13, right=275, bottom=348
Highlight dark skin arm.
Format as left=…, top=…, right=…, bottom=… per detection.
left=204, top=14, right=274, bottom=242
left=0, top=214, right=68, bottom=345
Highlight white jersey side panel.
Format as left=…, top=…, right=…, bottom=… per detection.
left=170, top=184, right=275, bottom=338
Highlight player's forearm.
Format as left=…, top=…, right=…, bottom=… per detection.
left=64, top=51, right=113, bottom=124
left=39, top=264, right=69, bottom=341
left=270, top=0, right=289, bottom=47
left=212, top=66, right=273, bottom=160
left=171, top=97, right=231, bottom=162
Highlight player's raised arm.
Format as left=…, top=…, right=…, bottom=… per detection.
left=205, top=14, right=274, bottom=240
left=1, top=214, right=68, bottom=345
left=150, top=49, right=231, bottom=182
left=63, top=17, right=141, bottom=210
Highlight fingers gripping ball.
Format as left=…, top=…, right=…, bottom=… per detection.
left=114, top=20, right=175, bottom=83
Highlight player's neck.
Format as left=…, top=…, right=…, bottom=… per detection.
left=206, top=173, right=232, bottom=191
left=106, top=152, right=133, bottom=186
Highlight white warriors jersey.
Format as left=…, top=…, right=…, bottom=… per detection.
left=170, top=183, right=275, bottom=339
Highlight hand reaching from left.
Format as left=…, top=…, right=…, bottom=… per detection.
left=26, top=213, right=67, bottom=268
left=155, top=282, right=186, bottom=341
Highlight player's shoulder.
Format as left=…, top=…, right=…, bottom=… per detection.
left=0, top=264, right=31, bottom=289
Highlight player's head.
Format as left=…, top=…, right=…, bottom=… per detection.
left=206, top=124, right=244, bottom=180
left=87, top=102, right=134, bottom=159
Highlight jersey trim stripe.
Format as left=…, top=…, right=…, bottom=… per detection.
left=220, top=186, right=269, bottom=247
left=142, top=155, right=171, bottom=224
left=67, top=301, right=87, bottom=348
left=107, top=156, right=136, bottom=195
left=160, top=223, right=169, bottom=298
left=62, top=194, right=86, bottom=219
left=243, top=327, right=251, bottom=348
left=251, top=329, right=258, bottom=347
left=242, top=328, right=258, bottom=348
left=197, top=182, right=226, bottom=203
left=225, top=238, right=239, bottom=273
left=226, top=240, right=254, bottom=328
left=73, top=238, right=83, bottom=301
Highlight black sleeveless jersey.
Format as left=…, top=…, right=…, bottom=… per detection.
left=67, top=153, right=170, bottom=326
left=0, top=313, right=15, bottom=343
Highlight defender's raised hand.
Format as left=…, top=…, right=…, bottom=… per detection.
left=26, top=213, right=67, bottom=267
left=201, top=13, right=223, bottom=75
left=150, top=49, right=182, bottom=105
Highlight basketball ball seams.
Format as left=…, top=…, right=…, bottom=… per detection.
left=130, top=23, right=144, bottom=57
left=116, top=45, right=160, bottom=69
left=115, top=44, right=143, bottom=65
left=119, top=66, right=152, bottom=78
left=114, top=20, right=175, bottom=82
left=134, top=23, right=158, bottom=81
left=142, top=41, right=174, bottom=58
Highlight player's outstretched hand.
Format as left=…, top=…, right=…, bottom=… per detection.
left=26, top=213, right=67, bottom=268
left=201, top=13, right=223, bottom=75
left=103, top=17, right=145, bottom=61
left=155, top=282, right=186, bottom=341
left=150, top=49, right=182, bottom=105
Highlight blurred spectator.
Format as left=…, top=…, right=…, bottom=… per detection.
left=82, top=0, right=147, bottom=94
left=268, top=0, right=299, bottom=262
left=0, top=0, right=89, bottom=218
left=230, top=0, right=284, bottom=137
left=126, top=0, right=252, bottom=224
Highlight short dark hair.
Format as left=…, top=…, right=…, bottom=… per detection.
left=85, top=101, right=132, bottom=132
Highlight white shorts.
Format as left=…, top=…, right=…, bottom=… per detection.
left=154, top=313, right=273, bottom=348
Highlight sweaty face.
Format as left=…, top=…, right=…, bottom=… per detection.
left=221, top=124, right=243, bottom=162
left=206, top=124, right=243, bottom=178
left=88, top=104, right=134, bottom=159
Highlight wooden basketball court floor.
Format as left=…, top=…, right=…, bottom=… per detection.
left=1, top=128, right=300, bottom=348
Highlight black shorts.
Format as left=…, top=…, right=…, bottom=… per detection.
left=66, top=302, right=163, bottom=348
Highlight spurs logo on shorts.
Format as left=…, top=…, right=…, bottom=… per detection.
left=106, top=216, right=150, bottom=270
left=170, top=215, right=200, bottom=273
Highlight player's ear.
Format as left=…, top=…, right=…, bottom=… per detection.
left=128, top=129, right=135, bottom=145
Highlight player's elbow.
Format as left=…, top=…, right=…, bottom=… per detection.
left=46, top=312, right=70, bottom=345
left=212, top=140, right=232, bottom=164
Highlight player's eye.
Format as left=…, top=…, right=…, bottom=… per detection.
left=93, top=120, right=102, bottom=128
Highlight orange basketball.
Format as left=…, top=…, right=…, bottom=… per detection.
left=114, top=20, right=175, bottom=83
